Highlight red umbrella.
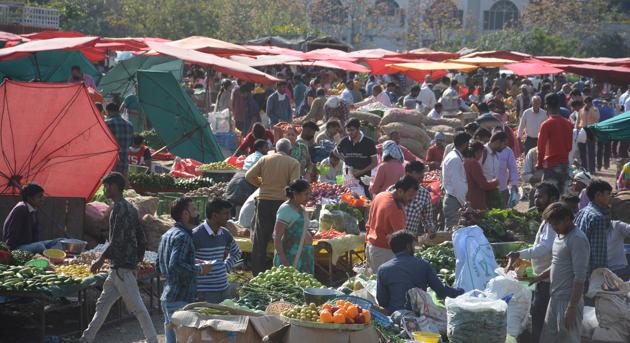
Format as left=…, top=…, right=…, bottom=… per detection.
left=167, top=36, right=257, bottom=56
left=0, top=37, right=99, bottom=61
left=0, top=81, right=119, bottom=200
left=503, top=61, right=563, bottom=76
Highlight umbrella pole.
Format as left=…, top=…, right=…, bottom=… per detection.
left=151, top=124, right=207, bottom=157
left=33, top=54, right=42, bottom=81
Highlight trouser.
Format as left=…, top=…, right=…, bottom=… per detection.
left=597, top=140, right=611, bottom=170
left=485, top=188, right=504, bottom=209
left=540, top=296, right=583, bottom=343
left=442, top=195, right=462, bottom=230
left=16, top=238, right=62, bottom=254
left=531, top=281, right=550, bottom=343
left=161, top=300, right=187, bottom=343
left=612, top=265, right=630, bottom=281
left=543, top=164, right=569, bottom=195
left=198, top=288, right=231, bottom=304
left=524, top=137, right=538, bottom=156
left=81, top=268, right=157, bottom=343
left=251, top=199, right=284, bottom=275
left=366, top=244, right=394, bottom=273
left=500, top=189, right=509, bottom=208
left=578, top=140, right=596, bottom=173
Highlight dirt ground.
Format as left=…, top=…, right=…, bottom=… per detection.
left=91, top=167, right=620, bottom=343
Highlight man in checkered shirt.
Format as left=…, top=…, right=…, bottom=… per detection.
left=105, top=102, right=134, bottom=177
left=389, top=161, right=434, bottom=235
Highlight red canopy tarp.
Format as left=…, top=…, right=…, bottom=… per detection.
left=20, top=31, right=86, bottom=40
left=229, top=54, right=304, bottom=67
left=286, top=60, right=370, bottom=73
left=347, top=48, right=397, bottom=59
left=244, top=45, right=305, bottom=57
left=167, top=36, right=257, bottom=56
left=96, top=37, right=171, bottom=51
left=557, top=64, right=630, bottom=84
left=462, top=50, right=532, bottom=62
left=146, top=41, right=279, bottom=84
left=503, top=60, right=563, bottom=76
left=0, top=37, right=99, bottom=61
left=301, top=48, right=358, bottom=62
left=0, top=81, right=119, bottom=200
left=391, top=48, right=459, bottom=61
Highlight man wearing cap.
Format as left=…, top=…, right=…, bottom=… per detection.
left=572, top=171, right=592, bottom=210
left=426, top=133, right=446, bottom=171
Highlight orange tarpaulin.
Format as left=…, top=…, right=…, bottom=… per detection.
left=388, top=61, right=479, bottom=73
left=167, top=36, right=257, bottom=56
left=0, top=37, right=99, bottom=61
left=0, top=81, right=119, bottom=200
left=146, top=41, right=279, bottom=84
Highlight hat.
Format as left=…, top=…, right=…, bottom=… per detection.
left=435, top=132, right=446, bottom=141
left=573, top=171, right=592, bottom=186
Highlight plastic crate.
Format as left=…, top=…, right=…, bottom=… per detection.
left=190, top=196, right=209, bottom=218
left=214, top=132, right=238, bottom=152
left=157, top=192, right=184, bottom=215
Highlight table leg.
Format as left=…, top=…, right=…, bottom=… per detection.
left=40, top=301, right=45, bottom=343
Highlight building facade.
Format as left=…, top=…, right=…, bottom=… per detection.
left=308, top=0, right=529, bottom=51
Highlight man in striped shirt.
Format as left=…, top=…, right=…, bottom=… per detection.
left=193, top=198, right=242, bottom=303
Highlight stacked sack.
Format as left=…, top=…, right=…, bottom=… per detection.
left=379, top=108, right=432, bottom=158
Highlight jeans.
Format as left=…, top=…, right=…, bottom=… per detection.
left=16, top=238, right=62, bottom=254
left=442, top=195, right=461, bottom=230
left=198, top=288, right=231, bottom=304
left=531, top=281, right=550, bottom=343
left=523, top=137, right=538, bottom=156
left=81, top=268, right=157, bottom=343
left=578, top=140, right=596, bottom=173
left=161, top=301, right=187, bottom=343
left=251, top=199, right=284, bottom=275
left=543, top=164, right=569, bottom=195
left=597, top=140, right=611, bottom=170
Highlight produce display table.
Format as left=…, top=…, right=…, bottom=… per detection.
left=235, top=234, right=366, bottom=285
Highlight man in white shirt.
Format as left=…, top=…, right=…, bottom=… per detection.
left=517, top=96, right=547, bottom=155
left=439, top=80, right=462, bottom=113
left=418, top=83, right=436, bottom=112
left=507, top=182, right=559, bottom=343
left=428, top=103, right=443, bottom=119
left=481, top=131, right=507, bottom=209
left=340, top=80, right=355, bottom=106
left=618, top=84, right=630, bottom=111
left=442, top=132, right=471, bottom=230
left=353, top=84, right=391, bottom=108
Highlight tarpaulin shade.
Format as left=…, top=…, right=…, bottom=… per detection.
left=558, top=64, right=630, bottom=84
left=229, top=54, right=303, bottom=67
left=137, top=70, right=223, bottom=163
left=0, top=37, right=99, bottom=61
left=302, top=48, right=358, bottom=62
left=167, top=36, right=256, bottom=56
left=391, top=49, right=459, bottom=61
left=147, top=41, right=279, bottom=84
left=366, top=57, right=428, bottom=75
left=0, top=81, right=119, bottom=200
left=21, top=31, right=86, bottom=40
left=461, top=50, right=532, bottom=61
left=589, top=111, right=630, bottom=141
left=0, top=31, right=27, bottom=42
left=347, top=48, right=397, bottom=59
left=0, top=50, right=101, bottom=83
left=98, top=55, right=183, bottom=98
left=286, top=60, right=370, bottom=73
left=448, top=57, right=515, bottom=67
left=387, top=62, right=479, bottom=72
left=98, top=37, right=171, bottom=51
left=244, top=45, right=305, bottom=57
left=503, top=61, right=563, bottom=76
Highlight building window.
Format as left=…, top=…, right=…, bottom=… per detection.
left=483, top=0, right=519, bottom=30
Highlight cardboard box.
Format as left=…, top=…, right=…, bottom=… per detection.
left=282, top=324, right=380, bottom=343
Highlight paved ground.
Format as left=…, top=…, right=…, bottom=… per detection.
left=92, top=166, right=621, bottom=343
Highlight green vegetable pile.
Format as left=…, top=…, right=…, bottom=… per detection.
left=325, top=202, right=364, bottom=222
left=11, top=250, right=33, bottom=265
left=416, top=242, right=456, bottom=286
left=139, top=129, right=166, bottom=150
left=235, top=266, right=323, bottom=310
left=191, top=307, right=230, bottom=316
left=0, top=265, right=81, bottom=292
left=129, top=173, right=176, bottom=190
left=228, top=270, right=253, bottom=284
left=174, top=177, right=214, bottom=191
left=480, top=208, right=541, bottom=243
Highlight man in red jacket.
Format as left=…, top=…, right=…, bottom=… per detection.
left=537, top=94, right=574, bottom=194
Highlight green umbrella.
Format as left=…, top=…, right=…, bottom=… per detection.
left=98, top=55, right=183, bottom=98
left=0, top=50, right=100, bottom=83
left=137, top=70, right=223, bottom=163
left=589, top=111, right=630, bottom=142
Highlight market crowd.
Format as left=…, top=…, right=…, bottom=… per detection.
left=5, top=64, right=630, bottom=343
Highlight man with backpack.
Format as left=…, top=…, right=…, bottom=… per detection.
left=80, top=172, right=157, bottom=343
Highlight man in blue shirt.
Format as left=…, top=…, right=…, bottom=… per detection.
left=594, top=99, right=615, bottom=170
left=105, top=103, right=133, bottom=177
left=377, top=231, right=463, bottom=314
left=157, top=197, right=212, bottom=343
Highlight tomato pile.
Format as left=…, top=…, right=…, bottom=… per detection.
left=313, top=229, right=345, bottom=240
left=307, top=182, right=350, bottom=207
left=283, top=300, right=371, bottom=325
left=423, top=169, right=441, bottom=182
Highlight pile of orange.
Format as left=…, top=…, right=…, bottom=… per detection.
left=318, top=300, right=371, bottom=325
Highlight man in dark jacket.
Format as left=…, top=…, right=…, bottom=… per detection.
left=2, top=183, right=61, bottom=253
left=80, top=172, right=157, bottom=343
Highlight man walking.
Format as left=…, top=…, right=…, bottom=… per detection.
left=442, top=132, right=471, bottom=229
left=158, top=197, right=212, bottom=343
left=245, top=139, right=300, bottom=275
left=105, top=103, right=133, bottom=178
left=517, top=96, right=547, bottom=155
left=80, top=172, right=157, bottom=343
left=537, top=94, right=573, bottom=194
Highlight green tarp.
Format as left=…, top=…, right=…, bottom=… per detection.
left=98, top=55, right=183, bottom=98
left=137, top=70, right=223, bottom=163
left=0, top=50, right=100, bottom=83
left=589, top=111, right=630, bottom=141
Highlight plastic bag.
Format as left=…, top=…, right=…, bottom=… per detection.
left=452, top=225, right=498, bottom=291
left=170, top=158, right=203, bottom=178
left=446, top=290, right=508, bottom=343
left=405, top=288, right=447, bottom=333
left=207, top=109, right=231, bottom=133
left=485, top=268, right=532, bottom=337
left=318, top=209, right=359, bottom=234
